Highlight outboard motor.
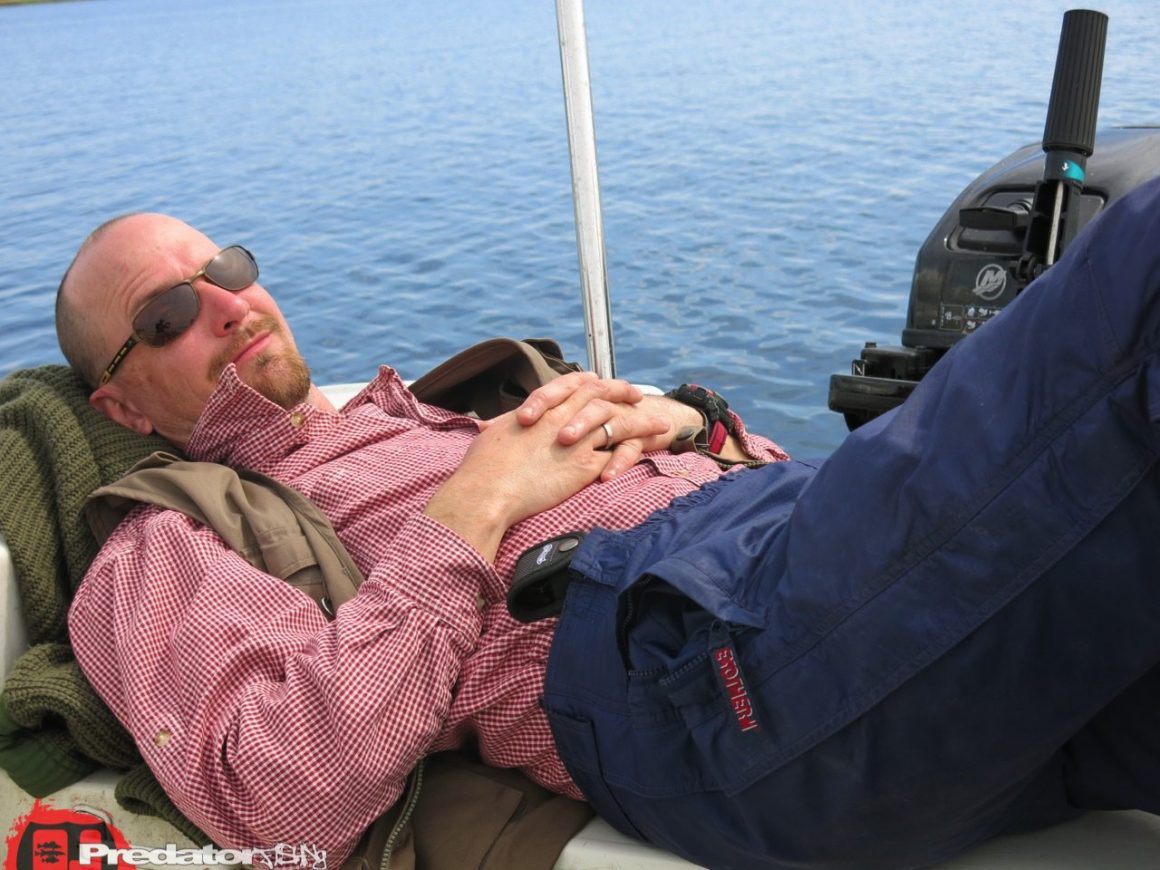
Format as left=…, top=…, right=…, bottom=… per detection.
left=829, top=10, right=1160, bottom=430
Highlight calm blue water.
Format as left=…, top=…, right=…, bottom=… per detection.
left=1, top=0, right=1157, bottom=455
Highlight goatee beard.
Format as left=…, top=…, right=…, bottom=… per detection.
left=250, top=347, right=312, bottom=409
left=212, top=317, right=313, bottom=409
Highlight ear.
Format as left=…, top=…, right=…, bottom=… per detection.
left=89, top=385, right=155, bottom=436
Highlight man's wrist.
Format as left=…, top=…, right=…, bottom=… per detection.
left=669, top=412, right=709, bottom=455
left=424, top=479, right=513, bottom=563
left=663, top=384, right=734, bottom=455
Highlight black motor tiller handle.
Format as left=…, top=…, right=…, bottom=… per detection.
left=1042, top=9, right=1107, bottom=159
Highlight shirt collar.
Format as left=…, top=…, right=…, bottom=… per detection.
left=184, top=365, right=350, bottom=469
left=184, top=364, right=461, bottom=469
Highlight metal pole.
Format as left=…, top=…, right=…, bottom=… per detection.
left=555, top=0, right=616, bottom=378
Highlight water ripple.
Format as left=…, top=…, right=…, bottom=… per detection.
left=1, top=0, right=1157, bottom=455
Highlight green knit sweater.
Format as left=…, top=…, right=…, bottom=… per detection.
left=0, top=365, right=202, bottom=840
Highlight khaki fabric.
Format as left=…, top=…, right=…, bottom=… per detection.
left=85, top=451, right=364, bottom=614
left=85, top=454, right=595, bottom=870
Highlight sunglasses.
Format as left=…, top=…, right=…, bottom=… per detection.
left=99, top=245, right=259, bottom=385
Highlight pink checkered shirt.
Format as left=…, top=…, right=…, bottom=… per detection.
left=69, top=365, right=788, bottom=862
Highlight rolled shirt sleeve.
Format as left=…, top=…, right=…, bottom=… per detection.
left=729, top=409, right=792, bottom=463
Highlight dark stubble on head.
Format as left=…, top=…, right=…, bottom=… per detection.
left=209, top=316, right=312, bottom=409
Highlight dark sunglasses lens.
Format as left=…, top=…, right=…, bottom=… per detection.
left=133, top=283, right=199, bottom=346
left=205, top=246, right=258, bottom=290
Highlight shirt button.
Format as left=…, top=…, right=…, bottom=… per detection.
left=476, top=594, right=486, bottom=612
left=289, top=411, right=306, bottom=428
left=153, top=729, right=173, bottom=747
left=672, top=468, right=690, bottom=477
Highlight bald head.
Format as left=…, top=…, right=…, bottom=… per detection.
left=56, top=213, right=139, bottom=388
left=55, top=213, right=322, bottom=447
left=58, top=213, right=219, bottom=386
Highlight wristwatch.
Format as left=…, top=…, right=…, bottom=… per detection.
left=664, top=384, right=734, bottom=455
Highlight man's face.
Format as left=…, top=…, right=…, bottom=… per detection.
left=76, top=214, right=312, bottom=445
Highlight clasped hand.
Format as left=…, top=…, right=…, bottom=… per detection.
left=424, top=372, right=690, bottom=561
left=507, top=371, right=703, bottom=476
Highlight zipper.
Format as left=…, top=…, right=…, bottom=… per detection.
left=380, top=757, right=426, bottom=870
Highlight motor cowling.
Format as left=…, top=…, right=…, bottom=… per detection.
left=829, top=125, right=1160, bottom=431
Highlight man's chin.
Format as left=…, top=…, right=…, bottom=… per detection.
left=247, top=350, right=313, bottom=410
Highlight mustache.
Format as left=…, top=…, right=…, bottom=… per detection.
left=209, top=316, right=283, bottom=379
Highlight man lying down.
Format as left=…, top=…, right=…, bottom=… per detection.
left=56, top=175, right=1160, bottom=869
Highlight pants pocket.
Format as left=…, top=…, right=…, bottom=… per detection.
left=622, top=578, right=780, bottom=796
left=544, top=707, right=648, bottom=842
left=659, top=628, right=779, bottom=796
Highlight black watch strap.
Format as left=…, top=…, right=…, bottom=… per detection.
left=664, top=384, right=733, bottom=453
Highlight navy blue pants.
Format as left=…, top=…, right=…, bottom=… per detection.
left=543, top=175, right=1160, bottom=869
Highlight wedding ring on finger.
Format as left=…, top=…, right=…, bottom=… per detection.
left=600, top=421, right=615, bottom=449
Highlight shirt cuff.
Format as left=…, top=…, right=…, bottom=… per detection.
left=376, top=513, right=502, bottom=631
left=728, top=410, right=791, bottom=463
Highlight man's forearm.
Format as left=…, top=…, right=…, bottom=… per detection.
left=424, top=479, right=512, bottom=563
left=640, top=394, right=703, bottom=442
left=70, top=509, right=484, bottom=867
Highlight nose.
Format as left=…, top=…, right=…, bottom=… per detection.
left=200, top=283, right=253, bottom=337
